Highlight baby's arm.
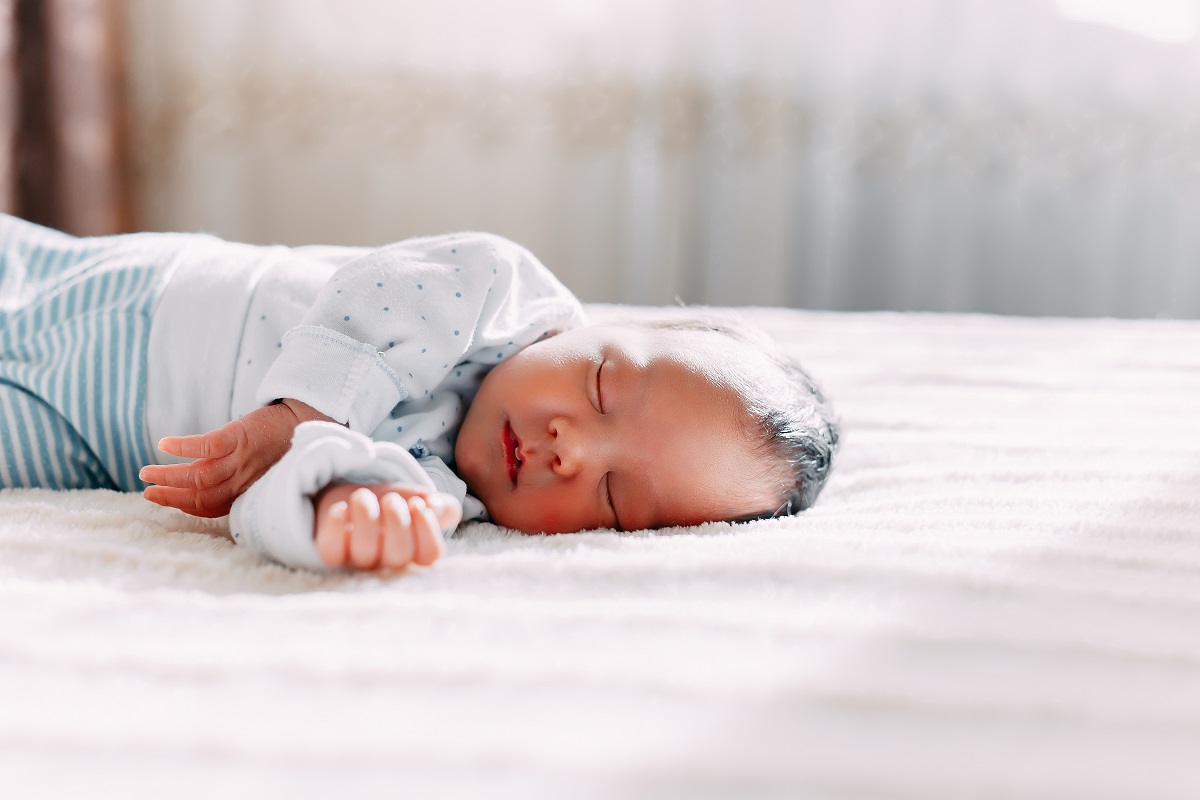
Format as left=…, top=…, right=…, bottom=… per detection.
left=216, top=420, right=462, bottom=572
left=313, top=483, right=462, bottom=570
left=140, top=398, right=334, bottom=517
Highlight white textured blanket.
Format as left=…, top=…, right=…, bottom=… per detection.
left=2, top=309, right=1198, bottom=800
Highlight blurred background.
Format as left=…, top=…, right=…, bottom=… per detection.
left=2, top=0, right=1198, bottom=316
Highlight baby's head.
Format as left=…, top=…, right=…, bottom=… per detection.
left=454, top=314, right=839, bottom=533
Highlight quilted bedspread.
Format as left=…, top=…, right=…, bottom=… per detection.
left=2, top=308, right=1198, bottom=799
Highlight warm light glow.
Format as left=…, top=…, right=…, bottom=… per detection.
left=1056, top=0, right=1198, bottom=42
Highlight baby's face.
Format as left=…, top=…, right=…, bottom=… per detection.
left=454, top=324, right=778, bottom=533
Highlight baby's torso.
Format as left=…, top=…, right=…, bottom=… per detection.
left=240, top=245, right=497, bottom=467
left=147, top=239, right=490, bottom=470
left=146, top=236, right=319, bottom=454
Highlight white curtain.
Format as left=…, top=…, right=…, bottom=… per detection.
left=121, top=0, right=1200, bottom=316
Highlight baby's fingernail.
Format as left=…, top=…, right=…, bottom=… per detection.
left=351, top=488, right=380, bottom=517
left=329, top=501, right=348, bottom=517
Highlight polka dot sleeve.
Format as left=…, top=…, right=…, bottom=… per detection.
left=255, top=232, right=585, bottom=434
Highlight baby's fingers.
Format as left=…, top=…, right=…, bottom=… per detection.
left=379, top=493, right=415, bottom=569
left=139, top=458, right=236, bottom=490
left=426, top=493, right=463, bottom=531
left=316, top=501, right=350, bottom=567
left=347, top=487, right=383, bottom=569
left=409, top=496, right=446, bottom=567
left=158, top=428, right=239, bottom=460
left=142, top=485, right=233, bottom=518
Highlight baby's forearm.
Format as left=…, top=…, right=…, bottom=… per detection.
left=220, top=420, right=461, bottom=572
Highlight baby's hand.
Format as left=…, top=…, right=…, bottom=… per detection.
left=314, top=483, right=462, bottom=570
left=140, top=398, right=333, bottom=518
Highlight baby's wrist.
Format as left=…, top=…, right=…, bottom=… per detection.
left=279, top=397, right=337, bottom=426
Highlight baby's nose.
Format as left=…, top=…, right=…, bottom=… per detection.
left=548, top=416, right=584, bottom=478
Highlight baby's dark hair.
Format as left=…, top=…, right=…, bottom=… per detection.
left=627, top=311, right=840, bottom=521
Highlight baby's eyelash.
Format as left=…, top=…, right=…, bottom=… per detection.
left=604, top=472, right=620, bottom=528
left=596, top=360, right=606, bottom=413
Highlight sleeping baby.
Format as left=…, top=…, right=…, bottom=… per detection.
left=0, top=212, right=839, bottom=572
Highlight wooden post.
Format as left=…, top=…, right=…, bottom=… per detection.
left=0, top=0, right=15, bottom=215
left=45, top=0, right=132, bottom=234
left=14, top=0, right=56, bottom=225
left=13, top=0, right=131, bottom=234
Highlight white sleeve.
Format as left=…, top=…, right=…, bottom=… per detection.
left=229, top=421, right=442, bottom=571
left=255, top=232, right=584, bottom=434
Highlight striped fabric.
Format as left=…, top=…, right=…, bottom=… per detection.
left=0, top=214, right=175, bottom=491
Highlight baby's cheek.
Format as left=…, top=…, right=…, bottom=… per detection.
left=453, top=425, right=487, bottom=488
left=504, top=488, right=599, bottom=535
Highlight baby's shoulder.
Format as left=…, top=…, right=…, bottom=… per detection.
left=375, top=232, right=539, bottom=271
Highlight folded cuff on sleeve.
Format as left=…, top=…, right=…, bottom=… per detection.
left=255, top=325, right=407, bottom=432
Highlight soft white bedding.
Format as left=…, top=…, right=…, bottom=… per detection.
left=2, top=308, right=1198, bottom=800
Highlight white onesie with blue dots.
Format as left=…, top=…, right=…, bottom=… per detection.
left=146, top=231, right=585, bottom=563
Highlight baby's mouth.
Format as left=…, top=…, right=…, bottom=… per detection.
left=503, top=420, right=522, bottom=485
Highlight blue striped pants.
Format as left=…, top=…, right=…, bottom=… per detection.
left=0, top=214, right=172, bottom=491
